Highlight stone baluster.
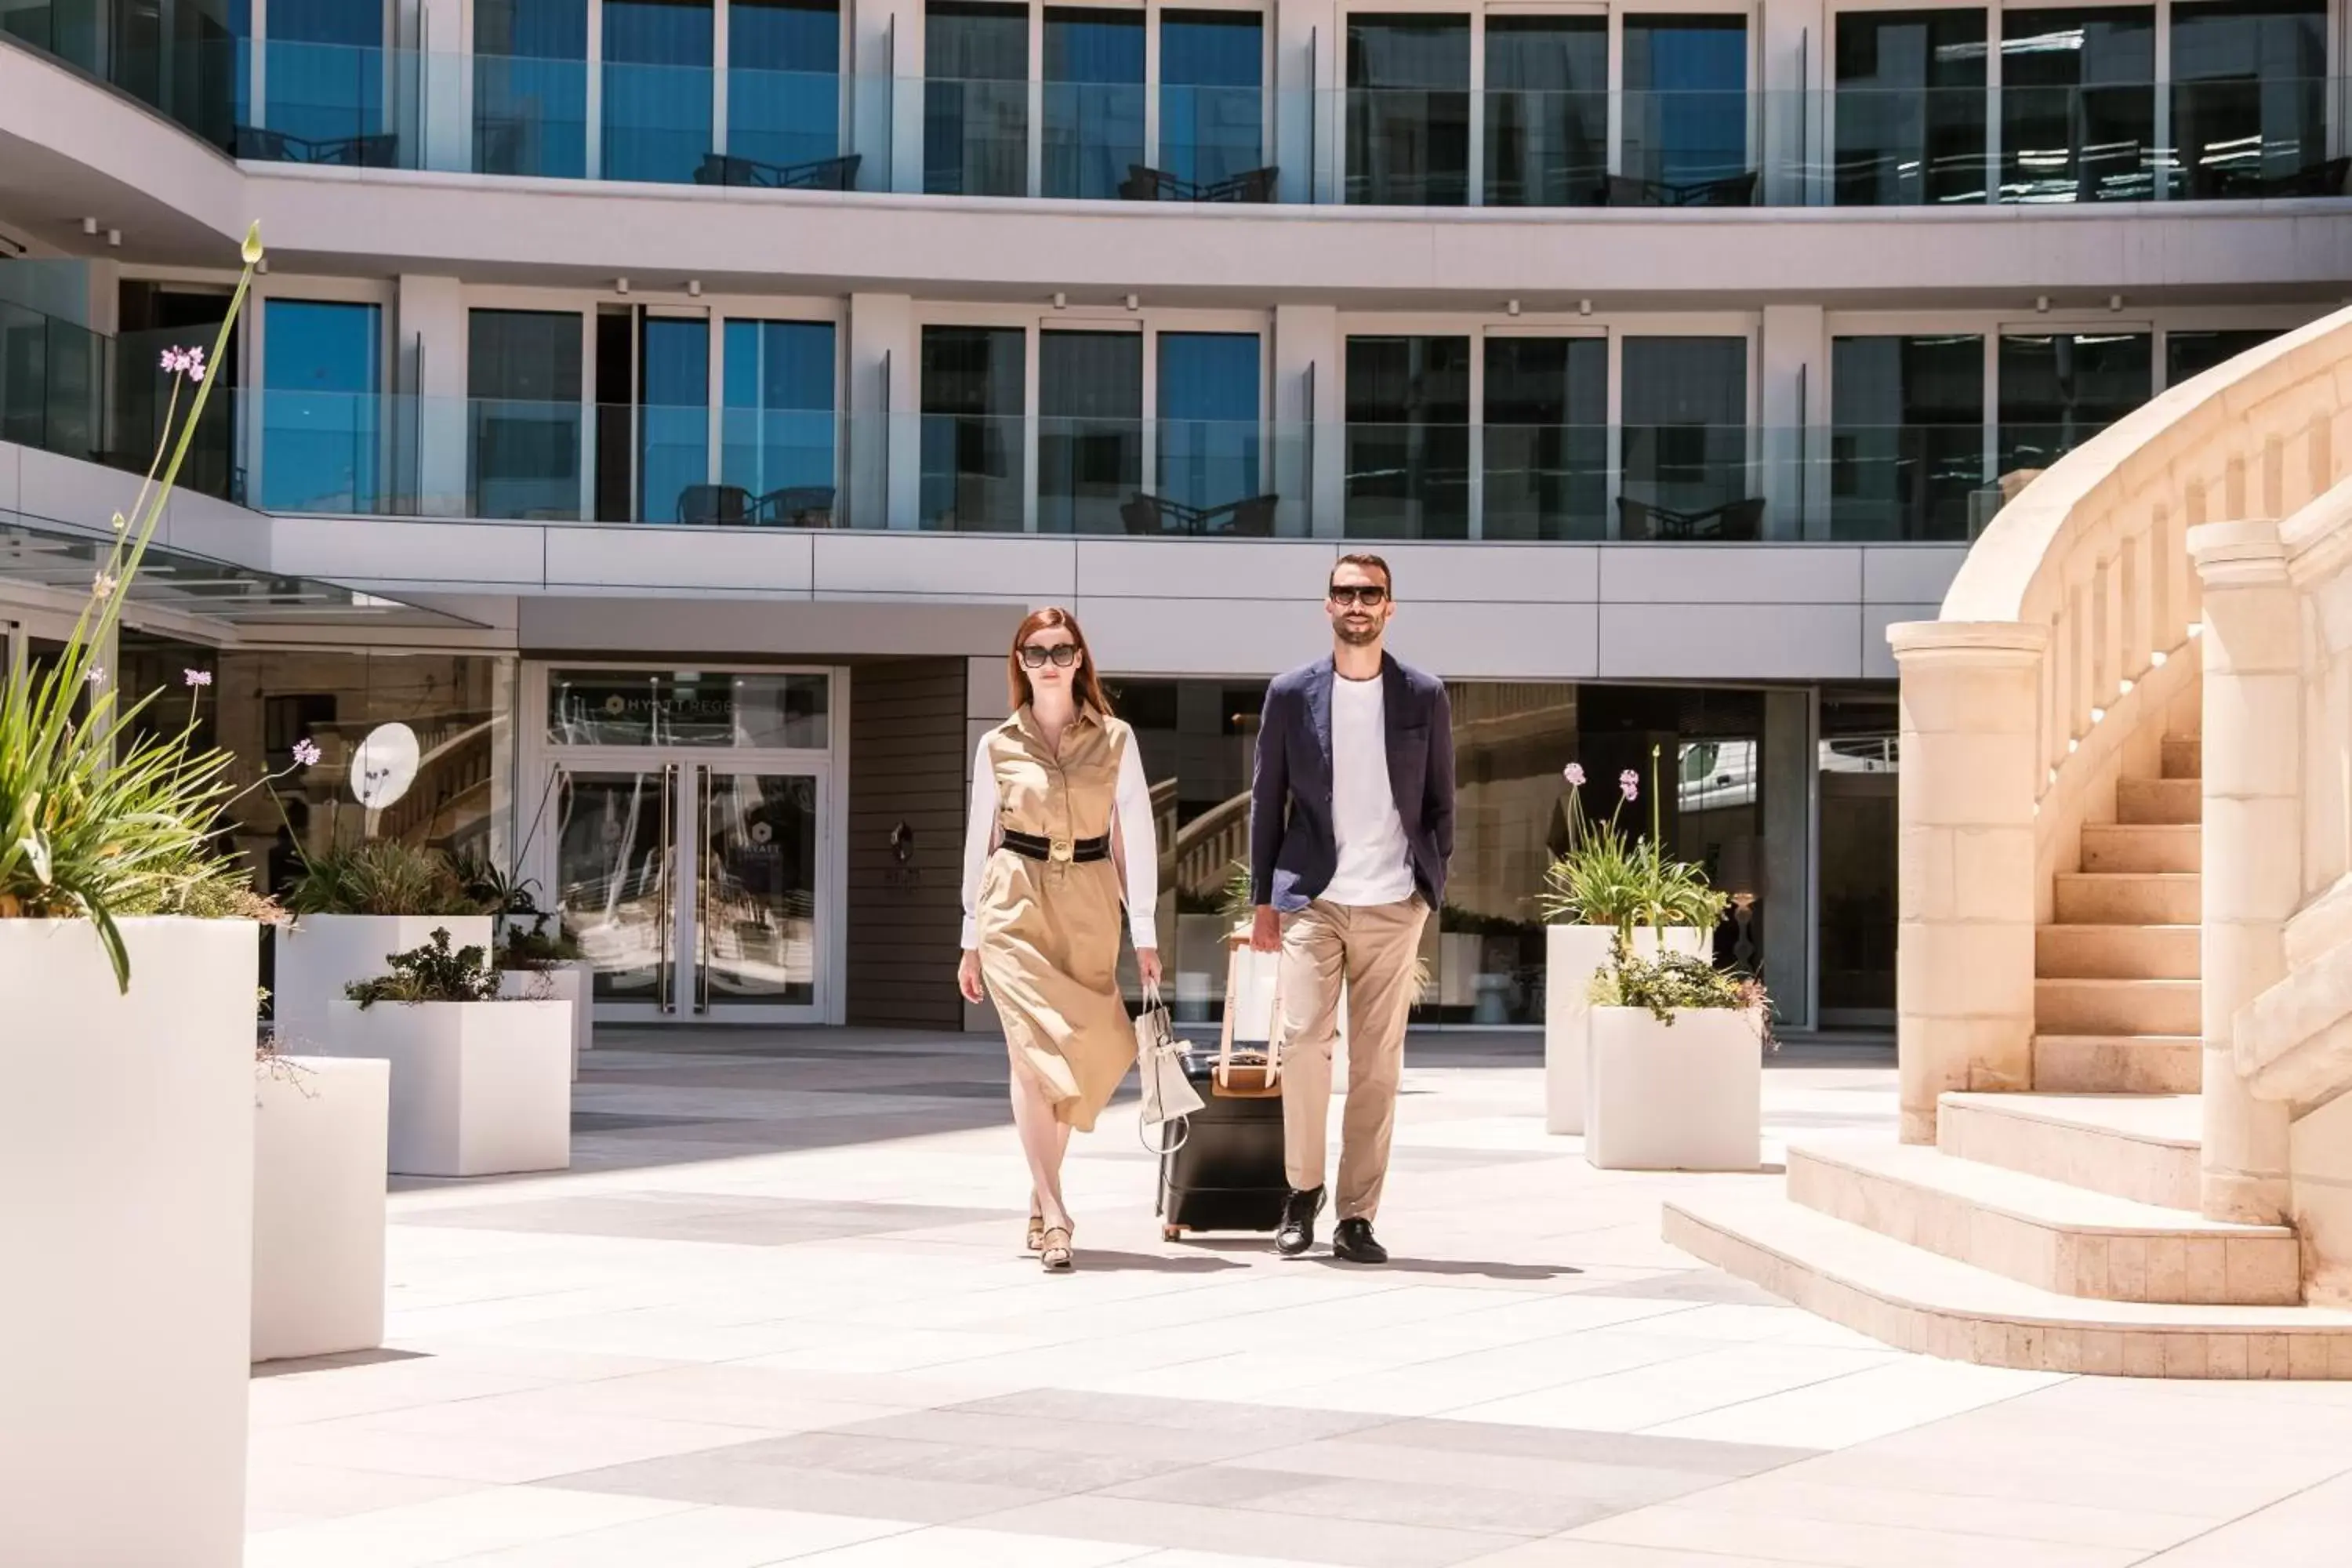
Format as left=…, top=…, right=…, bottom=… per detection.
left=1889, top=621, right=2049, bottom=1145
left=2188, top=520, right=2299, bottom=1225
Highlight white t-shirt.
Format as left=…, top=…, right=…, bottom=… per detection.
left=1321, top=671, right=1416, bottom=907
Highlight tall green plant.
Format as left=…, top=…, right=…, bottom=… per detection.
left=0, top=224, right=269, bottom=989
left=1539, top=744, right=1727, bottom=937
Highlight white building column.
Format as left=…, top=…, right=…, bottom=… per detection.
left=855, top=0, right=921, bottom=194
left=1759, top=303, right=1823, bottom=540
left=848, top=292, right=916, bottom=528
left=2190, top=519, right=2299, bottom=1225
left=413, top=0, right=469, bottom=173
left=1272, top=303, right=1339, bottom=537
left=1888, top=620, right=2047, bottom=1144
left=395, top=274, right=467, bottom=517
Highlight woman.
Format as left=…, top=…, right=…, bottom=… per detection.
left=960, top=608, right=1160, bottom=1272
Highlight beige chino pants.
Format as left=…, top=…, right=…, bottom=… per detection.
left=1277, top=896, right=1428, bottom=1221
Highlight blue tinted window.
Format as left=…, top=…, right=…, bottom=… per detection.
left=262, top=299, right=379, bottom=513
left=722, top=321, right=837, bottom=516
left=730, top=0, right=839, bottom=172
left=1044, top=8, right=1144, bottom=199
left=604, top=0, right=712, bottom=183
left=1158, top=332, right=1259, bottom=510
left=1622, top=14, right=1748, bottom=189
left=1161, top=10, right=1261, bottom=186
left=641, top=316, right=710, bottom=523
left=476, top=0, right=589, bottom=176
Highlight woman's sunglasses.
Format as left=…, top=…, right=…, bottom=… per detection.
left=1018, top=644, right=1081, bottom=670
left=1329, top=585, right=1389, bottom=607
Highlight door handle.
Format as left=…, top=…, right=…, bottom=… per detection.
left=656, top=761, right=678, bottom=1014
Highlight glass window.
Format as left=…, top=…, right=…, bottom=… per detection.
left=1998, top=330, right=2151, bottom=479
left=925, top=1, right=1029, bottom=196
left=1834, top=9, right=1988, bottom=206
left=2165, top=328, right=2281, bottom=388
left=262, top=0, right=388, bottom=154
left=1817, top=690, right=1898, bottom=1019
left=1829, top=334, right=1985, bottom=542
left=2171, top=2, right=2327, bottom=199
left=1483, top=336, right=1605, bottom=541
left=1156, top=332, right=1261, bottom=515
left=1346, top=16, right=1470, bottom=206
left=2000, top=6, right=2155, bottom=204
left=1620, top=336, right=1753, bottom=538
left=1044, top=7, right=1144, bottom=200
left=1622, top=14, right=1749, bottom=194
left=476, top=0, right=590, bottom=177
left=547, top=670, right=829, bottom=747
left=1345, top=334, right=1469, bottom=538
left=1160, top=10, right=1263, bottom=188
left=1039, top=330, right=1141, bottom=533
left=730, top=0, right=840, bottom=174
left=261, top=299, right=380, bottom=514
left=1485, top=16, right=1606, bottom=208
left=603, top=0, right=713, bottom=183
left=722, top=320, right=836, bottom=525
left=640, top=315, right=710, bottom=524
left=470, top=308, right=583, bottom=520
left=920, top=325, right=1025, bottom=529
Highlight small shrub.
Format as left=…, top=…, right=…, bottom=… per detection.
left=497, top=913, right=582, bottom=971
left=289, top=840, right=473, bottom=917
left=1589, top=937, right=1773, bottom=1046
left=344, top=927, right=501, bottom=1007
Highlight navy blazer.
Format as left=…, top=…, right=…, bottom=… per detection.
left=1249, top=653, right=1455, bottom=913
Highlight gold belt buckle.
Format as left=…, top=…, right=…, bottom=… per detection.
left=1049, top=837, right=1074, bottom=863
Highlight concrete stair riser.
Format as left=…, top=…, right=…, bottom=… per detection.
left=2162, top=738, right=2203, bottom=779
left=2034, top=977, right=2202, bottom=1036
left=2034, top=1035, right=2202, bottom=1094
left=1938, top=1094, right=2201, bottom=1210
left=2080, top=824, right=2202, bottom=874
left=2035, top=924, right=2200, bottom=981
left=2117, top=777, right=2202, bottom=825
left=1786, top=1146, right=2300, bottom=1306
left=2054, top=873, right=2202, bottom=926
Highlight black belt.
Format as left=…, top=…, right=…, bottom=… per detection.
left=1001, top=829, right=1110, bottom=865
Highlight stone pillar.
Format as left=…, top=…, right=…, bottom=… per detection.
left=1889, top=621, right=2048, bottom=1145
left=2189, top=520, right=2299, bottom=1225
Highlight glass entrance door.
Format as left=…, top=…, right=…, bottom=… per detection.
left=553, top=758, right=828, bottom=1021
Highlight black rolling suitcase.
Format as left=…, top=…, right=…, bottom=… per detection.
left=1157, top=943, right=1288, bottom=1240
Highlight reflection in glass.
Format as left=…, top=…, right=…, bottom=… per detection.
left=2171, top=2, right=2327, bottom=199
left=723, top=320, right=837, bottom=524
left=2000, top=6, right=2155, bottom=204
left=603, top=0, right=713, bottom=183
left=1834, top=8, right=1987, bottom=206
left=1829, top=334, right=1985, bottom=542
left=1622, top=13, right=1749, bottom=192
left=1161, top=10, right=1263, bottom=188
left=920, top=325, right=1025, bottom=529
left=2165, top=328, right=2280, bottom=388
left=1817, top=693, right=1898, bottom=1018
left=1157, top=332, right=1262, bottom=514
left=640, top=315, right=710, bottom=524
left=557, top=770, right=673, bottom=1004
left=1620, top=336, right=1752, bottom=536
left=1346, top=16, right=1470, bottom=206
left=547, top=670, right=831, bottom=748
left=1345, top=335, right=1469, bottom=539
left=700, top=772, right=819, bottom=1007
left=469, top=308, right=584, bottom=520
left=262, top=299, right=381, bottom=514
left=926, top=1, right=1029, bottom=196
left=1998, top=331, right=2152, bottom=478
left=1039, top=331, right=1141, bottom=533
left=262, top=0, right=391, bottom=156
left=1483, top=336, right=1605, bottom=540
left=1485, top=16, right=1606, bottom=208
left=476, top=0, right=590, bottom=177
left=1044, top=7, right=1144, bottom=200
left=731, top=0, right=840, bottom=172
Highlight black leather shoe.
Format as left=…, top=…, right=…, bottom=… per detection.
left=1276, top=1187, right=1325, bottom=1258
left=1332, top=1218, right=1388, bottom=1265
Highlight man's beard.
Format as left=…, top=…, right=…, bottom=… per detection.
left=1334, top=616, right=1382, bottom=647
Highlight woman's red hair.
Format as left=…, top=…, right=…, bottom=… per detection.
left=1007, top=607, right=1113, bottom=717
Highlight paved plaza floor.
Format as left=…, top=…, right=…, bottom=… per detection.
left=246, top=1029, right=2352, bottom=1566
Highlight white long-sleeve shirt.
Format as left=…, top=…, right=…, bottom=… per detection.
left=960, top=728, right=1160, bottom=951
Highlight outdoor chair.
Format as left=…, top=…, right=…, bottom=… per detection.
left=1615, top=495, right=1766, bottom=542
left=756, top=485, right=837, bottom=528
left=1599, top=171, right=1757, bottom=209
left=677, top=484, right=753, bottom=525
left=695, top=153, right=862, bottom=191
left=1200, top=494, right=1279, bottom=535
left=1119, top=164, right=1279, bottom=203
left=231, top=126, right=398, bottom=167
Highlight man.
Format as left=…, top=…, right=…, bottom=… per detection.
left=1248, top=554, right=1454, bottom=1263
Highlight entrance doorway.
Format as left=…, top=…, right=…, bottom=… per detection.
left=526, top=666, right=842, bottom=1024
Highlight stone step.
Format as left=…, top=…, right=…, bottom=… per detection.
left=2034, top=1034, right=2202, bottom=1094
left=1662, top=1192, right=2352, bottom=1378
left=2118, top=777, right=2202, bottom=825
left=1787, top=1142, right=2299, bottom=1306
left=2036, top=924, right=2200, bottom=981
left=2054, top=872, right=2201, bottom=927
left=2034, top=977, right=2201, bottom=1037
left=2162, top=737, right=2203, bottom=780
left=2080, top=823, right=2201, bottom=874
left=1939, top=1091, right=2201, bottom=1210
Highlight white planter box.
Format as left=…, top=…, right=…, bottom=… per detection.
left=1585, top=1004, right=1764, bottom=1171
left=1, top=918, right=258, bottom=1566
left=253, top=1056, right=389, bottom=1363
left=319, top=999, right=572, bottom=1177
left=499, top=960, right=593, bottom=1080
left=1544, top=925, right=1707, bottom=1135
left=273, top=913, right=495, bottom=1053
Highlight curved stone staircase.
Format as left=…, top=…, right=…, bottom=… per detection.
left=1663, top=312, right=2352, bottom=1377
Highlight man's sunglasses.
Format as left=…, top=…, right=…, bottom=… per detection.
left=1328, top=585, right=1389, bottom=608
left=1018, top=644, right=1081, bottom=669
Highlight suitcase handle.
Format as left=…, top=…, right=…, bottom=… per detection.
left=1215, top=941, right=1284, bottom=1098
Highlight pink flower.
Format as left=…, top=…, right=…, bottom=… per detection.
left=1619, top=769, right=1639, bottom=803
left=158, top=348, right=183, bottom=374
left=1563, top=763, right=1586, bottom=788
left=183, top=668, right=212, bottom=688
left=91, top=571, right=117, bottom=599
left=292, top=738, right=322, bottom=768
left=160, top=345, right=206, bottom=381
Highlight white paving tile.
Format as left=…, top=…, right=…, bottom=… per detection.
left=1644, top=1357, right=2071, bottom=1449
left=243, top=1486, right=692, bottom=1567
left=435, top=1504, right=913, bottom=1565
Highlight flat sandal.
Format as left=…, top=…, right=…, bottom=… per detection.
left=1025, top=1207, right=1047, bottom=1253
left=1039, top=1225, right=1074, bottom=1272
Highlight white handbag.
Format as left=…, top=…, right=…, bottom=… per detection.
left=1135, top=982, right=1203, bottom=1152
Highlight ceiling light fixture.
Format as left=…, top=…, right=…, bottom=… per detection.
left=1124, top=294, right=1139, bottom=311
left=2109, top=294, right=2122, bottom=311
left=1052, top=292, right=1067, bottom=309
left=615, top=277, right=630, bottom=295
left=106, top=229, right=121, bottom=248
left=1579, top=299, right=1592, bottom=317
left=82, top=216, right=98, bottom=236
left=2035, top=295, right=2050, bottom=313
left=1507, top=299, right=1521, bottom=317
left=688, top=279, right=702, bottom=297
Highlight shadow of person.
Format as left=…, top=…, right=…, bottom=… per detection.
left=1079, top=1250, right=1251, bottom=1275
left=1311, top=1257, right=1585, bottom=1282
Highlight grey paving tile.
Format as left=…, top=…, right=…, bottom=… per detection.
left=1234, top=1439, right=1736, bottom=1512
left=831, top=1407, right=1289, bottom=1465
left=1338, top=1418, right=1816, bottom=1478
left=1106, top=1466, right=1331, bottom=1508
left=1274, top=1476, right=1618, bottom=1536
left=709, top=1429, right=1170, bottom=1492
left=950, top=1388, right=1395, bottom=1443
